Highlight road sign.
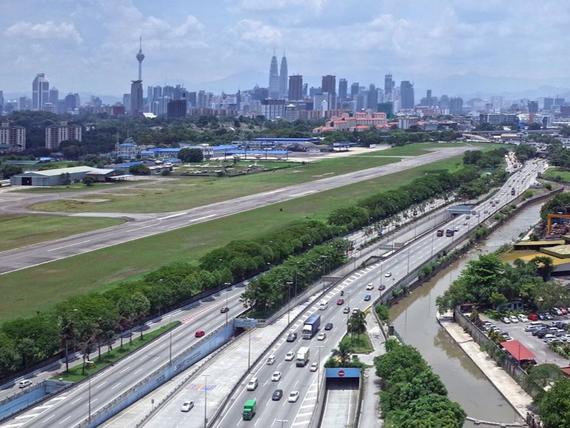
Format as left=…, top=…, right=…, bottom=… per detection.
left=338, top=369, right=345, bottom=377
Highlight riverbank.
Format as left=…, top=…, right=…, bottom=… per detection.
left=436, top=314, right=533, bottom=420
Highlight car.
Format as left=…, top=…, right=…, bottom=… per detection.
left=324, top=322, right=333, bottom=331
left=286, top=332, right=297, bottom=342
left=343, top=306, right=350, bottom=314
left=366, top=283, right=374, bottom=290
left=533, top=328, right=547, bottom=337
left=502, top=317, right=511, bottom=324
left=194, top=330, right=205, bottom=338
left=352, top=308, right=360, bottom=315
left=180, top=401, right=194, bottom=412
left=436, top=229, right=444, bottom=237
left=336, top=298, right=345, bottom=305
left=318, top=300, right=328, bottom=310
left=364, top=294, right=371, bottom=301
left=544, top=333, right=556, bottom=340
left=378, top=284, right=386, bottom=291
left=384, top=272, right=392, bottom=278
left=546, top=313, right=554, bottom=320
left=525, top=325, right=539, bottom=332
left=285, top=351, right=295, bottom=361
left=466, top=216, right=471, bottom=220
left=509, top=315, right=519, bottom=323
left=463, top=221, right=468, bottom=226
left=310, top=362, right=318, bottom=372
left=317, top=332, right=326, bottom=341
left=18, top=379, right=32, bottom=389
left=266, top=355, right=276, bottom=365
left=220, top=306, right=229, bottom=313
left=288, top=391, right=300, bottom=403
left=518, top=314, right=528, bottom=322
left=560, top=307, right=568, bottom=315
left=271, top=371, right=282, bottom=382
left=246, top=377, right=258, bottom=391
left=536, top=329, right=548, bottom=339
left=528, top=313, right=539, bottom=321
left=272, top=389, right=283, bottom=401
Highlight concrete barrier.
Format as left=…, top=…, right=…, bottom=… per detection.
left=0, top=380, right=70, bottom=423
left=76, top=322, right=235, bottom=428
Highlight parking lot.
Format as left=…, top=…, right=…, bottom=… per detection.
left=480, top=314, right=570, bottom=367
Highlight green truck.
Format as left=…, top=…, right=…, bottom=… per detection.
left=243, top=399, right=256, bottom=420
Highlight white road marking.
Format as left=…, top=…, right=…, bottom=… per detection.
left=15, top=414, right=40, bottom=420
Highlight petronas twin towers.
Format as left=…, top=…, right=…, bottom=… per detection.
left=269, top=52, right=287, bottom=99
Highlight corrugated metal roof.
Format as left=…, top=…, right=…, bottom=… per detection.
left=20, top=166, right=97, bottom=177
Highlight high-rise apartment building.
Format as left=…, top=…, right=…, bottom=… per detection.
left=400, top=81, right=414, bottom=110
left=288, top=75, right=303, bottom=101
left=338, top=79, right=348, bottom=100
left=32, top=73, right=50, bottom=111
left=0, top=122, right=26, bottom=152
left=45, top=121, right=82, bottom=150
left=268, top=54, right=280, bottom=98
left=279, top=54, right=288, bottom=98
left=449, top=97, right=463, bottom=115
left=321, top=75, right=336, bottom=95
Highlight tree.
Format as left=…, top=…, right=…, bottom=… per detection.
left=82, top=176, right=95, bottom=186
left=537, top=378, right=570, bottom=428
left=129, top=164, right=150, bottom=175
left=330, top=341, right=352, bottom=366
left=347, top=311, right=367, bottom=337
left=375, top=304, right=390, bottom=322
left=178, top=148, right=204, bottom=163
left=0, top=164, right=23, bottom=179
left=531, top=256, right=554, bottom=281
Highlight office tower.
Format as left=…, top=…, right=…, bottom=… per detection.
left=338, top=78, right=348, bottom=100
left=449, top=97, right=463, bottom=115
left=49, top=88, right=59, bottom=106
left=0, top=91, right=3, bottom=115
left=377, top=102, right=393, bottom=117
left=528, top=101, right=539, bottom=114
left=384, top=74, right=394, bottom=100
left=45, top=121, right=82, bottom=150
left=268, top=54, right=280, bottom=98
left=167, top=99, right=187, bottom=119
left=130, top=37, right=145, bottom=116
left=400, top=81, right=414, bottom=109
left=426, top=89, right=432, bottom=106
left=188, top=92, right=197, bottom=107
left=279, top=54, right=288, bottom=98
left=0, top=121, right=26, bottom=152
left=543, top=97, right=554, bottom=111
left=321, top=75, right=336, bottom=95
left=19, top=96, right=31, bottom=111
left=32, top=73, right=50, bottom=111
left=302, top=83, right=308, bottom=97
left=555, top=97, right=565, bottom=106
left=309, top=86, right=320, bottom=97
left=350, top=82, right=359, bottom=99
left=367, top=84, right=378, bottom=110
left=288, top=75, right=303, bottom=101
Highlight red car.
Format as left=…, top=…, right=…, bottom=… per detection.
left=336, top=298, right=345, bottom=305
left=527, top=313, right=538, bottom=321
left=194, top=330, right=205, bottom=338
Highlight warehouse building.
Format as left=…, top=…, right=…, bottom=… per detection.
left=10, top=166, right=116, bottom=186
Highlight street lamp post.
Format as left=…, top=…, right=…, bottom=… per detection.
left=286, top=281, right=293, bottom=325
left=203, top=374, right=209, bottom=428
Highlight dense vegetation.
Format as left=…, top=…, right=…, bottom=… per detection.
left=436, top=253, right=570, bottom=313
left=537, top=378, right=570, bottom=428
left=540, top=192, right=570, bottom=219
left=375, top=339, right=465, bottom=427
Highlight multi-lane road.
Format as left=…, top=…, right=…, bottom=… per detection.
left=212, top=159, right=546, bottom=428
left=0, top=148, right=468, bottom=275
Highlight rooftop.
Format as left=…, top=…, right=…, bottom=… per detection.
left=500, top=340, right=535, bottom=362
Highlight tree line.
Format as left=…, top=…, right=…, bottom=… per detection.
left=375, top=339, right=466, bottom=427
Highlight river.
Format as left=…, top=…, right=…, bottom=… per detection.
left=390, top=200, right=543, bottom=426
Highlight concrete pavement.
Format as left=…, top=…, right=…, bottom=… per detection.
left=0, top=148, right=468, bottom=275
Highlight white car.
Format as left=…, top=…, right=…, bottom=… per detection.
left=366, top=283, right=374, bottom=291
left=502, top=317, right=510, bottom=324
left=384, top=272, right=392, bottom=278
left=266, top=355, right=276, bottom=365
left=317, top=332, right=326, bottom=341
left=288, top=391, right=300, bottom=402
left=517, top=314, right=528, bottom=322
left=285, top=351, right=295, bottom=361
left=271, top=371, right=282, bottom=382
left=310, top=362, right=318, bottom=372
left=18, top=379, right=32, bottom=389
left=180, top=401, right=194, bottom=412
left=509, top=315, right=519, bottom=323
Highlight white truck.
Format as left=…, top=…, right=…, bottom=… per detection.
left=296, top=346, right=310, bottom=367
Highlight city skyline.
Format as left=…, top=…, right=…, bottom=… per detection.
left=1, top=0, right=570, bottom=98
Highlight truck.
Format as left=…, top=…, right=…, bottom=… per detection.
left=302, top=314, right=321, bottom=339
left=243, top=399, right=256, bottom=420
left=296, top=346, right=310, bottom=367
left=511, top=188, right=516, bottom=196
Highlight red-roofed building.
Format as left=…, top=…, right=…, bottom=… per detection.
left=500, top=340, right=536, bottom=363
left=561, top=366, right=570, bottom=377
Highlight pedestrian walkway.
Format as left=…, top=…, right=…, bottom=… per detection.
left=438, top=317, right=533, bottom=419
left=357, top=311, right=386, bottom=428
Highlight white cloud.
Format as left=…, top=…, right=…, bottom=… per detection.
left=233, top=19, right=282, bottom=46
left=235, top=0, right=326, bottom=12
left=4, top=21, right=82, bottom=43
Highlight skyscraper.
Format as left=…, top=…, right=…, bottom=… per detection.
left=449, top=97, right=463, bottom=115
left=367, top=84, right=378, bottom=110
left=350, top=82, right=359, bottom=99
left=338, top=79, right=348, bottom=100
left=321, top=75, right=336, bottom=95
left=279, top=54, right=288, bottom=98
left=400, top=81, right=414, bottom=110
left=32, top=73, right=50, bottom=111
left=288, top=75, right=303, bottom=101
left=268, top=54, right=280, bottom=98
left=384, top=74, right=394, bottom=101
left=131, top=37, right=145, bottom=116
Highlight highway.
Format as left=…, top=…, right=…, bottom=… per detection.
left=212, top=159, right=546, bottom=428
left=0, top=148, right=468, bottom=275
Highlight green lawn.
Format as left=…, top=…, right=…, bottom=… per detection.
left=0, top=215, right=124, bottom=252
left=353, top=142, right=508, bottom=157
left=340, top=333, right=374, bottom=354
left=54, top=321, right=180, bottom=382
left=0, top=156, right=464, bottom=323
left=15, top=182, right=135, bottom=193
left=544, top=167, right=570, bottom=183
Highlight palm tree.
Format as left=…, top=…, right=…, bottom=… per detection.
left=532, top=256, right=554, bottom=281
left=331, top=341, right=351, bottom=365
left=347, top=311, right=367, bottom=338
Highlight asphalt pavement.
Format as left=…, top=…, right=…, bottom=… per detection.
left=0, top=148, right=468, bottom=275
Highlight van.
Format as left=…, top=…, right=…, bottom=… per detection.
left=246, top=377, right=258, bottom=391
left=318, top=300, right=328, bottom=310
left=18, top=380, right=32, bottom=389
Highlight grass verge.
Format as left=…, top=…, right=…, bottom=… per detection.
left=340, top=332, right=374, bottom=354
left=543, top=167, right=570, bottom=183
left=0, top=215, right=124, bottom=252
left=0, top=156, right=464, bottom=323
left=54, top=321, right=180, bottom=383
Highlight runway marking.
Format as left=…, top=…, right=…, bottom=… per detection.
left=189, top=214, right=216, bottom=223
left=48, top=239, right=92, bottom=252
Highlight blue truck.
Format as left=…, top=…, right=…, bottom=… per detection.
left=302, top=314, right=321, bottom=339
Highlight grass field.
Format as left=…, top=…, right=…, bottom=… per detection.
left=0, top=215, right=124, bottom=252
left=543, top=167, right=570, bottom=182
left=0, top=155, right=464, bottom=323
left=340, top=332, right=374, bottom=354
left=16, top=181, right=135, bottom=193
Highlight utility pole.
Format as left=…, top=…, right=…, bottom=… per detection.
left=204, top=374, right=209, bottom=428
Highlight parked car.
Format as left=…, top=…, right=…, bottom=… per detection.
left=517, top=314, right=528, bottom=322
left=509, top=315, right=519, bottom=323
left=181, top=401, right=194, bottom=412
left=502, top=317, right=511, bottom=324
left=272, top=389, right=283, bottom=401
left=528, top=313, right=539, bottom=321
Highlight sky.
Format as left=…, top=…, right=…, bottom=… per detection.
left=1, top=0, right=570, bottom=99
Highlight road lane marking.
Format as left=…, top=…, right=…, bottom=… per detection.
left=58, top=415, right=71, bottom=425
left=118, top=365, right=130, bottom=374
left=34, top=404, right=53, bottom=410
left=111, top=382, right=123, bottom=390
left=15, top=414, right=40, bottom=420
